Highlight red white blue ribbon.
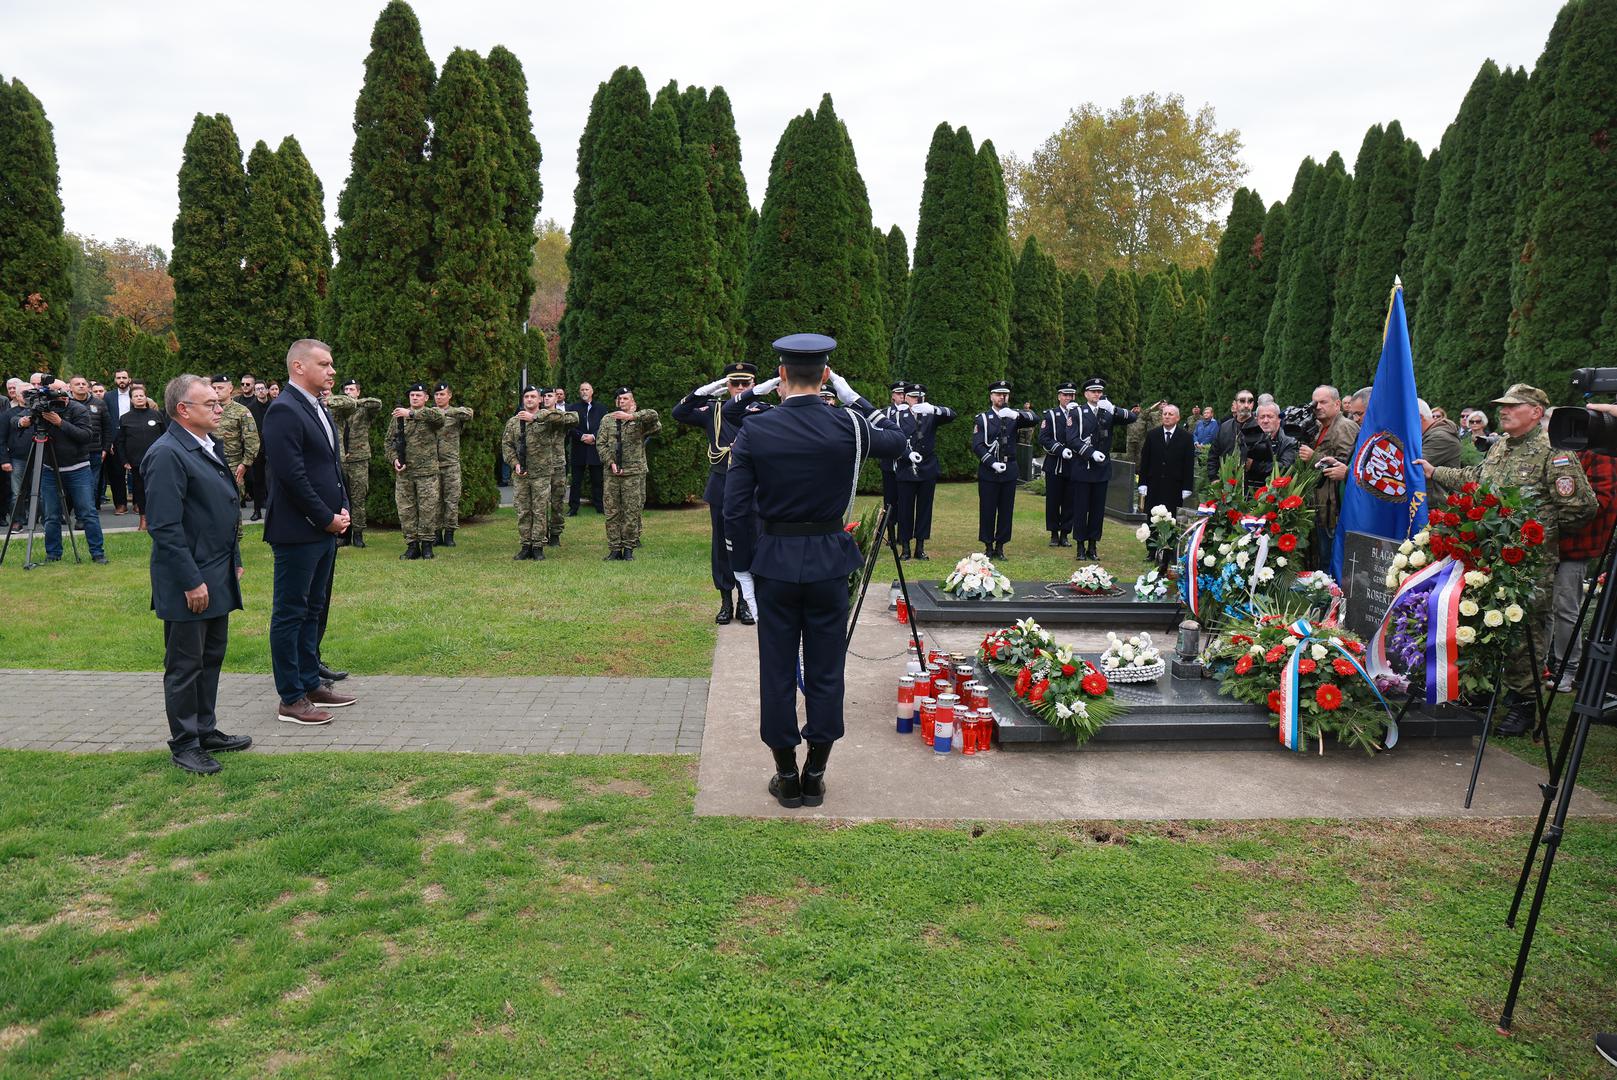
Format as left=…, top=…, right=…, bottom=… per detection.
left=1368, top=556, right=1464, bottom=705
left=1180, top=508, right=1214, bottom=615
left=1279, top=619, right=1399, bottom=752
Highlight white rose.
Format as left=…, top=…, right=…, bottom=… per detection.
left=1276, top=557, right=1288, bottom=568
left=1464, top=570, right=1490, bottom=588
left=1459, top=599, right=1479, bottom=617
left=1203, top=554, right=1216, bottom=566
left=1218, top=544, right=1233, bottom=556
left=1249, top=644, right=1264, bottom=655
left=1385, top=570, right=1399, bottom=588
left=1456, top=625, right=1477, bottom=645
left=1496, top=587, right=1509, bottom=600
left=1283, top=636, right=1300, bottom=648
left=1392, top=553, right=1408, bottom=570
left=1483, top=609, right=1504, bottom=628
left=1310, top=643, right=1328, bottom=661
left=1409, top=551, right=1428, bottom=568
left=1398, top=541, right=1414, bottom=555
left=1414, top=531, right=1430, bottom=545
left=1135, top=524, right=1151, bottom=542
left=1236, top=552, right=1250, bottom=569
left=1505, top=604, right=1524, bottom=624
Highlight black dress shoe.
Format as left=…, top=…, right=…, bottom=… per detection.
left=566, top=508, right=578, bottom=517
left=249, top=509, right=262, bottom=521
left=736, top=598, right=755, bottom=625
left=92, top=554, right=109, bottom=564
left=769, top=771, right=803, bottom=808
left=716, top=592, right=734, bottom=625
left=1049, top=534, right=1061, bottom=547
left=200, top=731, right=253, bottom=753
left=318, top=663, right=348, bottom=682
left=171, top=748, right=222, bottom=775
left=913, top=544, right=929, bottom=561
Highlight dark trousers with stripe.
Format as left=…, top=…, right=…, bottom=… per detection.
left=1071, top=480, right=1109, bottom=543
left=978, top=480, right=1016, bottom=545
left=880, top=468, right=897, bottom=540
left=705, top=470, right=735, bottom=592
left=755, top=574, right=848, bottom=748
left=894, top=479, right=936, bottom=546
left=1045, top=472, right=1073, bottom=535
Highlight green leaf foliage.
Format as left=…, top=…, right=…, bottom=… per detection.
left=1333, top=121, right=1421, bottom=391
left=883, top=225, right=909, bottom=359
left=241, top=137, right=331, bottom=378
left=560, top=78, right=606, bottom=391
left=171, top=113, right=248, bottom=376
left=1007, top=234, right=1064, bottom=407
left=1141, top=273, right=1186, bottom=405
left=1399, top=147, right=1442, bottom=339
left=1259, top=159, right=1316, bottom=392
left=0, top=75, right=71, bottom=373
left=485, top=45, right=544, bottom=326
left=1272, top=153, right=1348, bottom=406
left=1204, top=187, right=1269, bottom=404
left=1093, top=267, right=1138, bottom=404
left=1061, top=270, right=1097, bottom=391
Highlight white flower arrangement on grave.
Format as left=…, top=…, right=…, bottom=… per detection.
left=1068, top=564, right=1116, bottom=595
left=1099, top=631, right=1166, bottom=683
left=940, top=551, right=1013, bottom=600
left=1134, top=567, right=1171, bottom=601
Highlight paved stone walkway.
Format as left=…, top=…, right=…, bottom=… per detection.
left=0, top=670, right=707, bottom=755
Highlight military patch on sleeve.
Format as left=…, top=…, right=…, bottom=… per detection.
left=1557, top=475, right=1576, bottom=496
left=1552, top=455, right=1572, bottom=466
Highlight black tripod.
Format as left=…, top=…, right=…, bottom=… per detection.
left=1496, top=513, right=1617, bottom=1033
left=0, top=428, right=81, bottom=569
left=846, top=503, right=926, bottom=662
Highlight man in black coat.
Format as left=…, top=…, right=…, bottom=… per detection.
left=15, top=380, right=107, bottom=563
left=876, top=381, right=906, bottom=541
left=566, top=382, right=606, bottom=515
left=1207, top=389, right=1260, bottom=481
left=676, top=362, right=767, bottom=626
left=142, top=374, right=253, bottom=774
left=115, top=382, right=167, bottom=528
left=972, top=379, right=1038, bottom=558
left=1136, top=403, right=1197, bottom=520
left=892, top=383, right=955, bottom=560
left=261, top=339, right=355, bottom=727
left=241, top=383, right=272, bottom=521
left=103, top=368, right=134, bottom=513
left=1038, top=381, right=1081, bottom=546
left=1068, top=376, right=1141, bottom=561
left=1244, top=401, right=1300, bottom=488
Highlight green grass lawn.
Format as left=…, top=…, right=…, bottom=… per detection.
left=1, top=752, right=1615, bottom=1078
left=0, top=484, right=1150, bottom=679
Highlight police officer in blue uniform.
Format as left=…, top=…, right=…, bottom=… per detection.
left=1039, top=381, right=1082, bottom=547
left=893, top=382, right=955, bottom=561
left=1069, top=376, right=1142, bottom=561
left=972, top=379, right=1038, bottom=558
left=674, top=361, right=765, bottom=626
left=724, top=334, right=904, bottom=809
left=876, top=380, right=906, bottom=541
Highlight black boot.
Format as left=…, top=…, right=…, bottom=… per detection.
left=768, top=747, right=803, bottom=808
left=547, top=536, right=560, bottom=548
left=351, top=528, right=366, bottom=549
left=800, top=742, right=831, bottom=807
left=736, top=597, right=755, bottom=625
left=435, top=529, right=444, bottom=545
left=532, top=542, right=546, bottom=560
left=623, top=547, right=634, bottom=561
left=899, top=542, right=912, bottom=561
left=515, top=544, right=531, bottom=560
left=401, top=541, right=420, bottom=560
left=715, top=591, right=734, bottom=625
left=441, top=529, right=456, bottom=547
left=605, top=548, right=621, bottom=561
left=1049, top=533, right=1061, bottom=547
left=1496, top=695, right=1535, bottom=737
left=1058, top=532, right=1071, bottom=547
left=420, top=541, right=435, bottom=560
left=913, top=541, right=928, bottom=561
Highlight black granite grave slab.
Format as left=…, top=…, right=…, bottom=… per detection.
left=905, top=579, right=1183, bottom=627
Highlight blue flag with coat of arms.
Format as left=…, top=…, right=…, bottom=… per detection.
left=1332, top=279, right=1428, bottom=580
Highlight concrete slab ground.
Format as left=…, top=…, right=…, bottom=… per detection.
left=694, top=597, right=1617, bottom=821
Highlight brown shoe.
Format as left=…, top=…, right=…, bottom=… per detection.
left=277, top=697, right=333, bottom=726
left=307, top=686, right=357, bottom=709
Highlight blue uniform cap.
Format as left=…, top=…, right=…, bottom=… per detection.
left=1083, top=376, right=1106, bottom=392
left=989, top=379, right=1011, bottom=394
left=771, top=333, right=837, bottom=363
left=1057, top=381, right=1078, bottom=395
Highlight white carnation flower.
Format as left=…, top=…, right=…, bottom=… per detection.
left=1483, top=609, right=1505, bottom=628
left=1456, top=625, right=1477, bottom=645
left=1236, top=552, right=1250, bottom=569
left=1055, top=701, right=1072, bottom=719
left=1505, top=603, right=1524, bottom=623
left=1459, top=599, right=1479, bottom=617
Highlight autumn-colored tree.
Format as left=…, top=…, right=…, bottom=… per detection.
left=1005, top=93, right=1246, bottom=277
left=103, top=240, right=174, bottom=335
left=528, top=218, right=568, bottom=369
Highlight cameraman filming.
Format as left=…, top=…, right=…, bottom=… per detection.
left=10, top=379, right=108, bottom=563
left=1295, top=385, right=1358, bottom=569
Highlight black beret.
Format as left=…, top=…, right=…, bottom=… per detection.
left=341, top=378, right=358, bottom=390
left=407, top=382, right=427, bottom=393
left=433, top=382, right=450, bottom=392
left=210, top=373, right=230, bottom=384
left=614, top=386, right=633, bottom=397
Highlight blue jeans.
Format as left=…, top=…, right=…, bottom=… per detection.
left=42, top=465, right=105, bottom=558
left=269, top=537, right=337, bottom=704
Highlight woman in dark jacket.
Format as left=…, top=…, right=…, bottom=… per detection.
left=116, top=383, right=168, bottom=529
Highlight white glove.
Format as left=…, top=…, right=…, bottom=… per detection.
left=908, top=450, right=924, bottom=464
left=733, top=570, right=756, bottom=612
left=896, top=402, right=911, bottom=412
left=991, top=461, right=1007, bottom=474
left=1097, top=397, right=1115, bottom=414
left=1137, top=485, right=1147, bottom=496
left=996, top=408, right=1018, bottom=419
left=1181, top=490, right=1192, bottom=501
left=754, top=376, right=780, bottom=395
left=1064, top=401, right=1079, bottom=412
left=827, top=371, right=859, bottom=406
left=1091, top=450, right=1107, bottom=463
left=696, top=378, right=726, bottom=396
left=912, top=401, right=937, bottom=415
left=1060, top=447, right=1074, bottom=460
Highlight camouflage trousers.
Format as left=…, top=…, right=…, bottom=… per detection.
left=395, top=471, right=441, bottom=543
left=604, top=472, right=647, bottom=550
left=342, top=459, right=369, bottom=530
left=229, top=468, right=246, bottom=546
left=1505, top=572, right=1554, bottom=700
left=438, top=460, right=463, bottom=530
left=513, top=471, right=551, bottom=543
left=547, top=461, right=567, bottom=540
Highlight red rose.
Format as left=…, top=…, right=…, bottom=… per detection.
left=1274, top=475, right=1293, bottom=488
left=1316, top=684, right=1343, bottom=711
left=1081, top=672, right=1109, bottom=696
left=1521, top=520, right=1546, bottom=545
left=1500, top=505, right=1513, bottom=518
left=1267, top=690, right=1282, bottom=713
left=1279, top=496, right=1304, bottom=511
left=1030, top=678, right=1050, bottom=704
left=1015, top=667, right=1032, bottom=697
left=1226, top=477, right=1239, bottom=485
left=1460, top=530, right=1476, bottom=542
left=1254, top=486, right=1268, bottom=499
left=1447, top=494, right=1462, bottom=507
left=1502, top=546, right=1525, bottom=565
left=844, top=521, right=859, bottom=533
left=1467, top=507, right=1486, bottom=521
left=1061, top=663, right=1076, bottom=677
left=1276, top=533, right=1298, bottom=553
left=1298, top=657, right=1317, bottom=675
left=1230, top=634, right=1253, bottom=646
left=1264, top=645, right=1286, bottom=664
left=1265, top=511, right=1278, bottom=522
left=1227, top=509, right=1243, bottom=523
left=1235, top=654, right=1254, bottom=675
left=1483, top=494, right=1500, bottom=508
left=1462, top=481, right=1480, bottom=494
left=1333, top=658, right=1357, bottom=677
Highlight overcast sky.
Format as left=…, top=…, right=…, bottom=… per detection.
left=1, top=0, right=1567, bottom=256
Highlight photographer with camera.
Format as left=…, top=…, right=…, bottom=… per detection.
left=10, top=379, right=107, bottom=563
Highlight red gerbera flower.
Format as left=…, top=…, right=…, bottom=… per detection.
left=1333, top=658, right=1357, bottom=676
left=1230, top=634, right=1253, bottom=646
left=1502, top=546, right=1525, bottom=565
left=1267, top=690, right=1282, bottom=713
left=1029, top=678, right=1050, bottom=704
left=1298, top=657, right=1317, bottom=675
left=1279, top=495, right=1304, bottom=511
left=1316, top=684, right=1343, bottom=711
left=1015, top=667, right=1032, bottom=697
left=1344, top=639, right=1364, bottom=655
left=1276, top=533, right=1298, bottom=553
left=844, top=521, right=859, bottom=533
left=1235, top=654, right=1254, bottom=675
left=1274, top=475, right=1293, bottom=488
left=1081, top=672, right=1109, bottom=696
left=1520, top=520, right=1546, bottom=545
left=1264, top=645, right=1286, bottom=664
left=1254, top=486, right=1268, bottom=499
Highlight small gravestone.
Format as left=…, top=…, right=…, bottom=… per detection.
left=1341, top=530, right=1403, bottom=641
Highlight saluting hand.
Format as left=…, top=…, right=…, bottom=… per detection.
left=392, top=407, right=410, bottom=418
left=516, top=410, right=536, bottom=422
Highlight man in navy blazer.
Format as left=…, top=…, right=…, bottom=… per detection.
left=261, top=339, right=355, bottom=726
left=566, top=382, right=605, bottom=515
left=723, top=334, right=904, bottom=810
left=143, top=374, right=253, bottom=774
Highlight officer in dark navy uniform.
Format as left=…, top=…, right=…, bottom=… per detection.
left=1069, top=376, right=1143, bottom=561
left=674, top=361, right=765, bottom=626
left=892, top=382, right=955, bottom=561
left=876, top=380, right=906, bottom=541
left=972, top=379, right=1038, bottom=559
left=1038, top=381, right=1082, bottom=547
left=724, top=333, right=904, bottom=809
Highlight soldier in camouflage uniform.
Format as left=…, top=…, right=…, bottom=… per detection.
left=391, top=382, right=446, bottom=560
left=1421, top=383, right=1597, bottom=735
left=431, top=382, right=475, bottom=547
left=327, top=378, right=382, bottom=548
left=532, top=387, right=577, bottom=547
left=596, top=387, right=661, bottom=561
left=545, top=386, right=571, bottom=546
left=211, top=374, right=260, bottom=545
left=501, top=387, right=577, bottom=560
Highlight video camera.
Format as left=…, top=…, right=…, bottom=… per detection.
left=21, top=384, right=68, bottom=416
left=1549, top=368, right=1617, bottom=457
left=1281, top=403, right=1320, bottom=445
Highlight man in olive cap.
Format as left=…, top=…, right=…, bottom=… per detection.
left=1417, top=383, right=1597, bottom=736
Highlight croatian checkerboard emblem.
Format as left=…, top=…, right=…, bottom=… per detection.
left=1353, top=431, right=1408, bottom=501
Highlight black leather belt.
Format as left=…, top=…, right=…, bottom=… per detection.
left=762, top=520, right=842, bottom=536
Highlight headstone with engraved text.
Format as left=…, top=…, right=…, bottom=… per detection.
left=1341, top=529, right=1403, bottom=641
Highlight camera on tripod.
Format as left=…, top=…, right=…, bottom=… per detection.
left=1281, top=403, right=1320, bottom=444
left=1547, top=367, right=1617, bottom=457
left=21, top=383, right=68, bottom=418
